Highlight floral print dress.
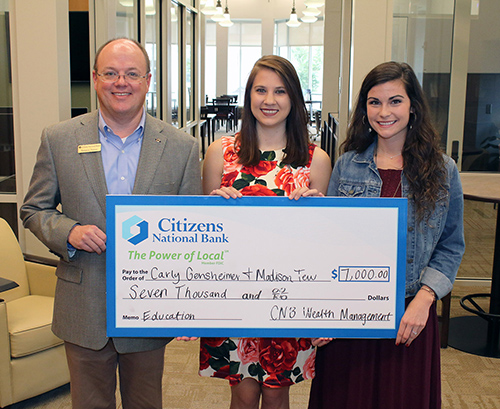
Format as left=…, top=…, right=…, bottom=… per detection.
left=199, top=135, right=316, bottom=387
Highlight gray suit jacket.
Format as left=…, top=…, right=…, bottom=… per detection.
left=20, top=111, right=202, bottom=352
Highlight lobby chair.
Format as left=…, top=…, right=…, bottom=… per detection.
left=0, top=218, right=69, bottom=408
left=212, top=99, right=234, bottom=133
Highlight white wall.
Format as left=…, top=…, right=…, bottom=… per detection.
left=10, top=0, right=71, bottom=257
left=321, top=0, right=342, bottom=118
left=350, top=0, right=393, bottom=109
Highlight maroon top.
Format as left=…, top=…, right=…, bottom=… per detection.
left=379, top=168, right=403, bottom=198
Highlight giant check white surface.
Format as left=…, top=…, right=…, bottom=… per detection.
left=106, top=195, right=407, bottom=338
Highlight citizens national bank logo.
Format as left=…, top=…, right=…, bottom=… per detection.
left=122, top=215, right=149, bottom=245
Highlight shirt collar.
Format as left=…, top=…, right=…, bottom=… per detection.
left=98, top=108, right=146, bottom=142
left=353, top=140, right=377, bottom=164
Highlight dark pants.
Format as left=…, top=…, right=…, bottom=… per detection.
left=65, top=340, right=166, bottom=409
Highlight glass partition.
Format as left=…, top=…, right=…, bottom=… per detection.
left=69, top=7, right=91, bottom=118
left=0, top=7, right=14, bottom=195
left=0, top=4, right=17, bottom=234
left=462, top=0, right=500, bottom=172
left=145, top=0, right=158, bottom=117
left=392, top=0, right=454, bottom=147
left=170, top=1, right=180, bottom=127
left=186, top=9, right=194, bottom=123
left=204, top=20, right=217, bottom=102
left=116, top=0, right=137, bottom=39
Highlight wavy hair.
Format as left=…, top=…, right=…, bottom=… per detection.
left=236, top=55, right=310, bottom=166
left=342, top=61, right=445, bottom=220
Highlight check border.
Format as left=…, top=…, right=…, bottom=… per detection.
left=107, top=195, right=407, bottom=338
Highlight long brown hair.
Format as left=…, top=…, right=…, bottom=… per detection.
left=236, top=55, right=310, bottom=166
left=343, top=61, right=445, bottom=220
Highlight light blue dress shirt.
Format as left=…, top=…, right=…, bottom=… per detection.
left=98, top=109, right=146, bottom=194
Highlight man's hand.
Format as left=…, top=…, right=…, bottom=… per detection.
left=68, top=225, right=107, bottom=254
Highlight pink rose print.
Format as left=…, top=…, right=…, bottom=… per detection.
left=237, top=338, right=259, bottom=365
left=302, top=348, right=316, bottom=380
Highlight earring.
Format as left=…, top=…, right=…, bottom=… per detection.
left=409, top=112, right=417, bottom=130
left=363, top=115, right=372, bottom=132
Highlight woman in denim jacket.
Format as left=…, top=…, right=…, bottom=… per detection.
left=308, top=62, right=465, bottom=409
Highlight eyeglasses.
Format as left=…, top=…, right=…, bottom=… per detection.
left=96, top=71, right=149, bottom=83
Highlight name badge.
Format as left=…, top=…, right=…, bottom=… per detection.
left=78, top=143, right=102, bottom=154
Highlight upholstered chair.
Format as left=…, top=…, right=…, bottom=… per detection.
left=0, top=218, right=69, bottom=407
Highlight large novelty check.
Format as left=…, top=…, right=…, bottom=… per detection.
left=106, top=196, right=407, bottom=338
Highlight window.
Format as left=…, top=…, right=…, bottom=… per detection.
left=274, top=19, right=324, bottom=106
left=227, top=20, right=262, bottom=103
left=204, top=20, right=217, bottom=102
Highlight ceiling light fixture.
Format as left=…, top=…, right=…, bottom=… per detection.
left=219, top=0, right=233, bottom=27
left=303, top=6, right=321, bottom=16
left=286, top=0, right=301, bottom=28
left=304, top=0, right=325, bottom=7
left=201, top=0, right=217, bottom=15
left=211, top=0, right=225, bottom=21
left=219, top=8, right=234, bottom=27
left=301, top=15, right=318, bottom=23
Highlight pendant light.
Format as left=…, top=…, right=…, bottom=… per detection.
left=286, top=0, right=301, bottom=28
left=303, top=6, right=321, bottom=16
left=219, top=8, right=234, bottom=27
left=304, top=0, right=325, bottom=7
left=211, top=0, right=225, bottom=22
left=219, top=1, right=234, bottom=27
left=201, top=0, right=217, bottom=15
left=301, top=15, right=318, bottom=23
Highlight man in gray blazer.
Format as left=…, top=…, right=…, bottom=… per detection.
left=20, top=38, right=202, bottom=409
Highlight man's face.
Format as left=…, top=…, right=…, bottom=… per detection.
left=92, top=39, right=151, bottom=124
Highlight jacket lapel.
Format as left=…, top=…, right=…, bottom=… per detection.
left=133, top=115, right=167, bottom=195
left=76, top=112, right=108, bottom=215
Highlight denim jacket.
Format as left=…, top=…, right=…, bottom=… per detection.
left=328, top=142, right=465, bottom=300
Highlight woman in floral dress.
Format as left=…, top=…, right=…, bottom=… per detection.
left=200, top=55, right=332, bottom=409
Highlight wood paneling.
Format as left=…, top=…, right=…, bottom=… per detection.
left=69, top=0, right=88, bottom=12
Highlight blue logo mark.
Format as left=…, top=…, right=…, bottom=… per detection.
left=122, top=216, right=149, bottom=245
